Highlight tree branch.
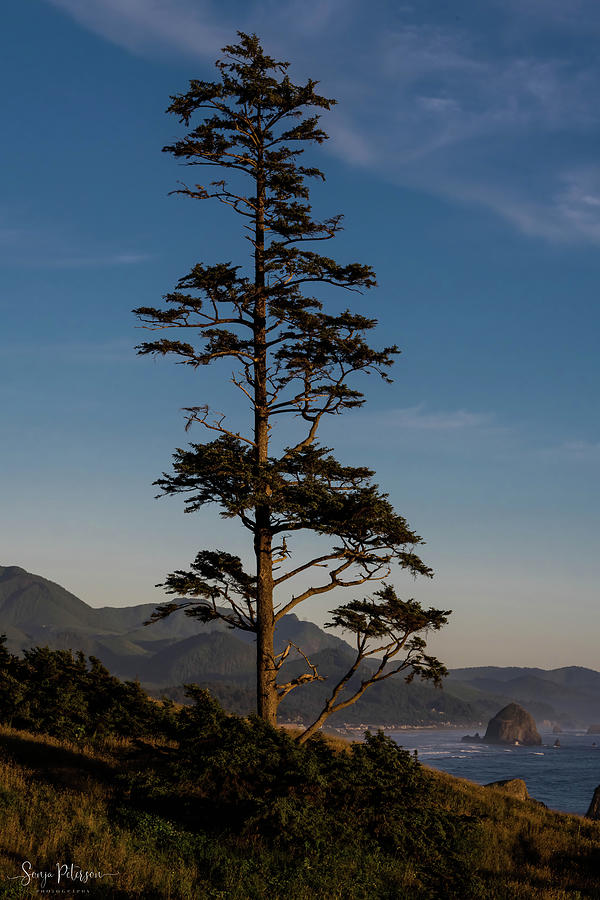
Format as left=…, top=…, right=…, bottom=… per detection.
left=276, top=642, right=325, bottom=703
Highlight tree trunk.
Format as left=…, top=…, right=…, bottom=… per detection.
left=256, top=519, right=277, bottom=724
left=253, top=127, right=278, bottom=725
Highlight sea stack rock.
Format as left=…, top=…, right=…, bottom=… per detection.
left=586, top=786, right=600, bottom=819
left=482, top=703, right=542, bottom=746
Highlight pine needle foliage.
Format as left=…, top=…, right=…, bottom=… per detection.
left=0, top=638, right=176, bottom=741
left=134, top=33, right=450, bottom=735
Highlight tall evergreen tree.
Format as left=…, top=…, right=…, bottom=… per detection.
left=135, top=33, right=450, bottom=734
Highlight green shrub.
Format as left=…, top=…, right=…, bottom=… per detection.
left=0, top=637, right=177, bottom=741
left=123, top=688, right=484, bottom=897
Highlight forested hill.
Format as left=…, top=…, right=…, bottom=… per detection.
left=1, top=565, right=599, bottom=727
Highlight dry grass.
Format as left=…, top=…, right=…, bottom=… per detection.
left=0, top=724, right=598, bottom=898
left=0, top=727, right=195, bottom=898
left=426, top=766, right=600, bottom=899
left=279, top=724, right=355, bottom=753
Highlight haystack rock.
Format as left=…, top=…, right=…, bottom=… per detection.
left=482, top=703, right=542, bottom=746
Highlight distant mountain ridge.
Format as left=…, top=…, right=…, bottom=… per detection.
left=447, top=667, right=600, bottom=727
left=1, top=565, right=599, bottom=727
left=0, top=564, right=348, bottom=680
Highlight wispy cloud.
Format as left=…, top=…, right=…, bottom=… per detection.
left=323, top=404, right=500, bottom=453
left=342, top=20, right=600, bottom=243
left=45, top=0, right=229, bottom=59
left=497, top=0, right=600, bottom=33
left=0, top=213, right=150, bottom=268
left=539, top=440, right=600, bottom=463
left=43, top=252, right=151, bottom=268
left=377, top=406, right=491, bottom=432
left=333, top=404, right=600, bottom=470
left=41, top=0, right=600, bottom=245
left=46, top=0, right=358, bottom=59
left=1, top=247, right=151, bottom=269
left=422, top=167, right=600, bottom=245
left=553, top=170, right=600, bottom=243
left=0, top=338, right=136, bottom=365
left=326, top=112, right=376, bottom=166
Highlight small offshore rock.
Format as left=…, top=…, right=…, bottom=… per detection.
left=586, top=785, right=600, bottom=820
left=461, top=732, right=481, bottom=743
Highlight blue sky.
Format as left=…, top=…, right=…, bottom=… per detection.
left=1, top=0, right=599, bottom=668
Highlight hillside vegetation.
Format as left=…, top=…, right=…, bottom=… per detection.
left=0, top=647, right=598, bottom=898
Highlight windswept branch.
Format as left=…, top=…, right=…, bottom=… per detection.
left=145, top=550, right=258, bottom=633
left=296, top=587, right=450, bottom=743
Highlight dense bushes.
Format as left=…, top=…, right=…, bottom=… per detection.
left=123, top=688, right=484, bottom=898
left=0, top=638, right=176, bottom=740
left=0, top=642, right=483, bottom=896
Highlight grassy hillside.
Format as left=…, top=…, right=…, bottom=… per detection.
left=0, top=721, right=598, bottom=897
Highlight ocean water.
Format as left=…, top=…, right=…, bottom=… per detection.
left=386, top=728, right=600, bottom=816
